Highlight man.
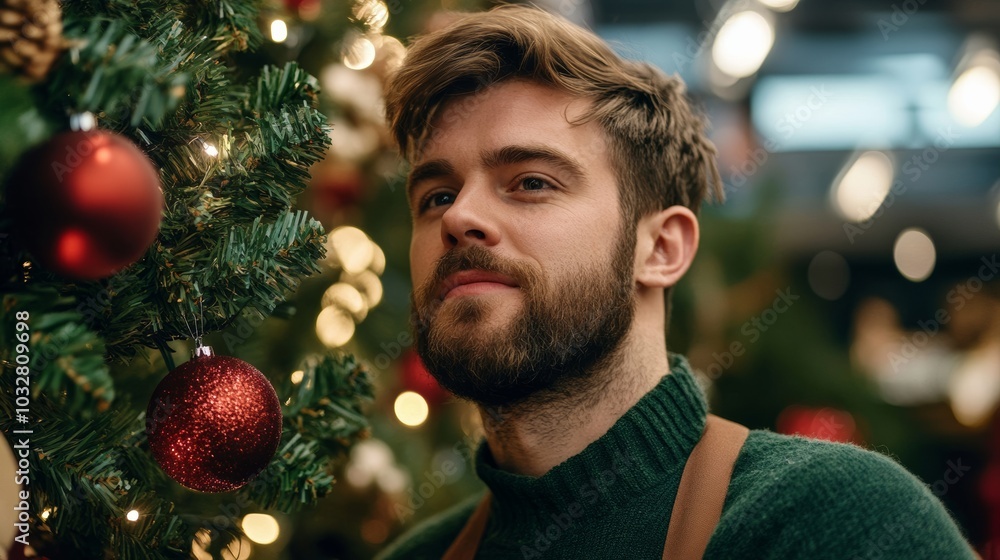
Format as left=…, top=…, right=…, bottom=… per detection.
left=376, top=4, right=978, bottom=559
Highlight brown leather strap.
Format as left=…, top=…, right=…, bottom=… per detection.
left=442, top=492, right=492, bottom=560
left=441, top=414, right=749, bottom=560
left=662, top=414, right=749, bottom=560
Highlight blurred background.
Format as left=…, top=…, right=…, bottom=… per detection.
left=200, top=0, right=1000, bottom=557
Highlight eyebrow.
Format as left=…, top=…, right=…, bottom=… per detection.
left=405, top=144, right=587, bottom=206
left=406, top=159, right=455, bottom=205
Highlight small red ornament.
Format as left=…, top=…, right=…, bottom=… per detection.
left=146, top=346, right=283, bottom=493
left=4, top=130, right=163, bottom=280
left=401, top=349, right=451, bottom=406
left=776, top=406, right=860, bottom=444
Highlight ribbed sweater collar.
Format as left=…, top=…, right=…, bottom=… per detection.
left=472, top=354, right=708, bottom=537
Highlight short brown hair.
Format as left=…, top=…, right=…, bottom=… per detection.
left=384, top=4, right=724, bottom=224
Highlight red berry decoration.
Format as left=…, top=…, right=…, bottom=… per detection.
left=4, top=130, right=163, bottom=280
left=146, top=347, right=283, bottom=493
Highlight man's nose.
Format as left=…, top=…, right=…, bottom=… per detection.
left=440, top=182, right=501, bottom=248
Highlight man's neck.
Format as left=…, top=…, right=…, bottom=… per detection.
left=478, top=329, right=669, bottom=477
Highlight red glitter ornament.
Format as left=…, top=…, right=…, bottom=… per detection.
left=4, top=130, right=163, bottom=280
left=146, top=347, right=283, bottom=493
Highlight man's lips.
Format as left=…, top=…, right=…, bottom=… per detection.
left=439, top=270, right=519, bottom=300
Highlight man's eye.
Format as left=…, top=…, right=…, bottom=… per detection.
left=419, top=191, right=455, bottom=212
left=519, top=176, right=553, bottom=191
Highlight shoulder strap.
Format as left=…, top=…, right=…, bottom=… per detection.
left=662, top=414, right=750, bottom=560
left=441, top=414, right=749, bottom=560
left=442, top=492, right=492, bottom=560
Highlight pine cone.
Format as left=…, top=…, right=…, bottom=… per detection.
left=0, top=0, right=64, bottom=82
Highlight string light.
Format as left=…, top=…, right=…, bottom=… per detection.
left=126, top=509, right=139, bottom=522
left=195, top=138, right=219, bottom=157
left=353, top=0, right=389, bottom=31
left=343, top=32, right=377, bottom=71
left=949, top=63, right=1000, bottom=127
left=242, top=513, right=280, bottom=545
left=712, top=11, right=774, bottom=79
left=893, top=228, right=936, bottom=282
left=316, top=306, right=355, bottom=347
left=290, top=370, right=304, bottom=384
left=328, top=226, right=375, bottom=273
left=322, top=282, right=368, bottom=321
left=270, top=19, right=288, bottom=43
left=394, top=391, right=429, bottom=427
left=831, top=151, right=895, bottom=222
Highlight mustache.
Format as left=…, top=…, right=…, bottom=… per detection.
left=418, top=245, right=530, bottom=304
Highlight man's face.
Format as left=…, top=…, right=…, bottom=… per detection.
left=407, top=80, right=637, bottom=407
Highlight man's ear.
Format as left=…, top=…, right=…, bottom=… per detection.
left=634, top=206, right=699, bottom=289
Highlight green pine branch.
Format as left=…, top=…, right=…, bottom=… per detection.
left=0, top=0, right=370, bottom=557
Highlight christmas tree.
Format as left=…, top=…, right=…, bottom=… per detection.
left=0, top=0, right=375, bottom=558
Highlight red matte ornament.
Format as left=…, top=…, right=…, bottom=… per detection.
left=4, top=130, right=163, bottom=280
left=401, top=349, right=451, bottom=406
left=146, top=347, right=283, bottom=493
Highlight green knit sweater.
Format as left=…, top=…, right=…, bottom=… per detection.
left=376, top=355, right=977, bottom=559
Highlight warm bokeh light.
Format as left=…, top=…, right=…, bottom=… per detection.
left=322, top=282, right=368, bottom=321
left=290, top=369, right=304, bottom=384
left=346, top=439, right=395, bottom=486
left=270, top=19, right=288, bottom=43
left=345, top=269, right=383, bottom=307
left=893, top=228, right=936, bottom=282
left=831, top=151, right=894, bottom=222
left=343, top=33, right=377, bottom=70
left=329, top=226, right=374, bottom=274
left=948, top=63, right=1000, bottom=127
left=242, top=513, right=280, bottom=545
left=712, top=11, right=774, bottom=78
left=394, top=391, right=429, bottom=427
left=192, top=529, right=213, bottom=560
left=375, top=467, right=408, bottom=493
left=220, top=536, right=252, bottom=560
left=378, top=35, right=406, bottom=73
left=370, top=242, right=386, bottom=275
left=949, top=350, right=1000, bottom=427
left=315, top=306, right=355, bottom=347
left=353, top=0, right=389, bottom=31
left=126, top=509, right=139, bottom=522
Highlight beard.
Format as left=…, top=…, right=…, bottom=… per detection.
left=410, top=221, right=637, bottom=407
